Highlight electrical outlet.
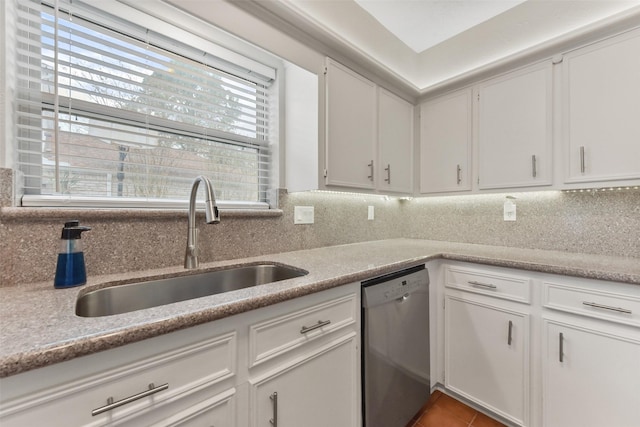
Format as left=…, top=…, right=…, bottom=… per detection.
left=368, top=206, right=374, bottom=220
left=504, top=200, right=516, bottom=221
left=294, top=206, right=314, bottom=224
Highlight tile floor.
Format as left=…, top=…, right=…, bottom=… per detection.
left=408, top=390, right=507, bottom=427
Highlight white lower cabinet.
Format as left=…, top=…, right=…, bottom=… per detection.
left=444, top=263, right=531, bottom=426
left=247, top=285, right=360, bottom=427
left=542, top=319, right=640, bottom=427
left=439, top=261, right=640, bottom=427
left=250, top=334, right=358, bottom=427
left=541, top=277, right=640, bottom=427
left=0, top=283, right=360, bottom=427
left=446, top=297, right=529, bottom=426
left=0, top=326, right=238, bottom=427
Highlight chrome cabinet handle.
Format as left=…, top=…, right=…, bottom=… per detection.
left=92, top=383, right=168, bottom=416
left=508, top=320, right=513, bottom=346
left=367, top=160, right=374, bottom=181
left=300, top=319, right=331, bottom=334
left=384, top=164, right=391, bottom=183
left=270, top=392, right=278, bottom=427
left=559, top=332, right=564, bottom=363
left=582, top=301, right=632, bottom=314
left=580, top=146, right=586, bottom=174
left=456, top=164, right=462, bottom=185
left=468, top=280, right=497, bottom=290
left=532, top=155, right=537, bottom=178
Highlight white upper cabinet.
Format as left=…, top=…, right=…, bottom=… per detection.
left=562, top=28, right=640, bottom=184
left=420, top=89, right=472, bottom=194
left=325, top=58, right=377, bottom=190
left=477, top=62, right=553, bottom=190
left=378, top=88, right=414, bottom=194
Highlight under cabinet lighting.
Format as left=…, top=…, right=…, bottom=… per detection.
left=562, top=186, right=639, bottom=193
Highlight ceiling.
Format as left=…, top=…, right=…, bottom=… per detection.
left=268, top=0, right=640, bottom=93
left=353, top=0, right=527, bottom=53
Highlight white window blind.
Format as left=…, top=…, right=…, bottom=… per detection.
left=15, top=0, right=274, bottom=207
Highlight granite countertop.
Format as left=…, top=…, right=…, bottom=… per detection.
left=1, top=238, right=639, bottom=378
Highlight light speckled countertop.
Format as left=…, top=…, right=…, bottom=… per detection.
left=1, top=238, right=639, bottom=378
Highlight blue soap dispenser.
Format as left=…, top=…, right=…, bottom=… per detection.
left=54, top=220, right=91, bottom=289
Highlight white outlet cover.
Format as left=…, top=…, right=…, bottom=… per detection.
left=503, top=200, right=516, bottom=221
left=294, top=206, right=314, bottom=224
left=368, top=205, right=374, bottom=220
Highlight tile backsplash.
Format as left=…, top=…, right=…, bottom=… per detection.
left=1, top=168, right=638, bottom=286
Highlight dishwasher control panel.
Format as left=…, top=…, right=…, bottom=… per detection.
left=362, top=266, right=429, bottom=308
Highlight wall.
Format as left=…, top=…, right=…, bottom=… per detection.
left=1, top=168, right=638, bottom=287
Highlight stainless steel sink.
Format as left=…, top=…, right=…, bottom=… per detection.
left=76, top=263, right=308, bottom=317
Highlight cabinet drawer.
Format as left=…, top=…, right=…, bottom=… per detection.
left=0, top=332, right=236, bottom=427
left=445, top=265, right=531, bottom=304
left=543, top=281, right=640, bottom=327
left=148, top=388, right=236, bottom=427
left=249, top=293, right=358, bottom=367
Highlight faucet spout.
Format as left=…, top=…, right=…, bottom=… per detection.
left=185, top=176, right=220, bottom=269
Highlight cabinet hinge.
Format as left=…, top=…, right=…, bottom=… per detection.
left=324, top=66, right=328, bottom=76
left=324, top=168, right=328, bottom=178
left=477, top=93, right=480, bottom=101
left=552, top=55, right=564, bottom=65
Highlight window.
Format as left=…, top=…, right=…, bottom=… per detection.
left=14, top=0, right=276, bottom=208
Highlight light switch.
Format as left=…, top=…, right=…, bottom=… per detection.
left=294, top=206, right=314, bottom=224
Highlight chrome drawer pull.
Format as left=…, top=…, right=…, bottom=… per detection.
left=468, top=280, right=497, bottom=290
left=559, top=333, right=564, bottom=363
left=270, top=392, right=278, bottom=427
left=580, top=146, right=586, bottom=174
left=300, top=319, right=331, bottom=334
left=456, top=164, right=462, bottom=185
left=92, top=383, right=168, bottom=416
left=582, top=301, right=632, bottom=314
left=508, top=320, right=513, bottom=346
left=367, top=160, right=374, bottom=181
left=384, top=164, right=391, bottom=183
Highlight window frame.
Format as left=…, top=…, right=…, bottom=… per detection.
left=11, top=0, right=282, bottom=210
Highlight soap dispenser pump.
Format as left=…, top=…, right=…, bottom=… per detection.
left=54, top=220, right=91, bottom=289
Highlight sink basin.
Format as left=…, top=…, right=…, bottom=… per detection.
left=76, top=263, right=308, bottom=317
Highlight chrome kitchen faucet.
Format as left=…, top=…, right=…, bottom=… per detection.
left=184, top=176, right=220, bottom=269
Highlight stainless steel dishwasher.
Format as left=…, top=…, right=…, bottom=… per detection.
left=361, top=264, right=430, bottom=427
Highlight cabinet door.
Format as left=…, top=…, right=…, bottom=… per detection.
left=325, top=58, right=376, bottom=189
left=543, top=319, right=640, bottom=427
left=420, top=89, right=472, bottom=193
left=478, top=62, right=553, bottom=189
left=445, top=296, right=529, bottom=426
left=250, top=334, right=358, bottom=427
left=378, top=88, right=413, bottom=193
left=563, top=29, right=640, bottom=184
